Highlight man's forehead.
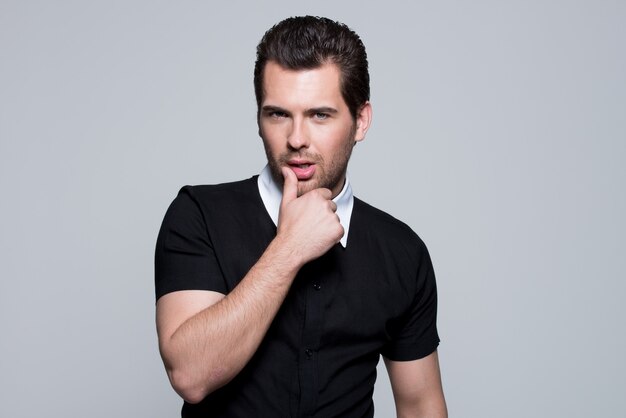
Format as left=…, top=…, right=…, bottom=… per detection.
left=261, top=61, right=345, bottom=107
left=262, top=60, right=340, bottom=82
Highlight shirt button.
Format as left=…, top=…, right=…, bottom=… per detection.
left=313, top=283, right=321, bottom=291
left=304, top=348, right=313, bottom=358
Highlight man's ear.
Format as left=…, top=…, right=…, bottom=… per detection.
left=354, top=101, right=372, bottom=143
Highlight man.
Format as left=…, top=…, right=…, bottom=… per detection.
left=155, top=16, right=447, bottom=417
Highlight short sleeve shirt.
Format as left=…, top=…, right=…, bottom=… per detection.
left=155, top=177, right=440, bottom=417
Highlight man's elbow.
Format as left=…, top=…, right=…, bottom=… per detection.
left=167, top=365, right=230, bottom=404
left=167, top=367, right=207, bottom=404
left=417, top=400, right=448, bottom=418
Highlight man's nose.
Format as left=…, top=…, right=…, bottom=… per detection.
left=287, top=118, right=310, bottom=150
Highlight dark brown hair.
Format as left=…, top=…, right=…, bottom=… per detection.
left=254, top=16, right=370, bottom=119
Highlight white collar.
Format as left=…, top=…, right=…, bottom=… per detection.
left=257, top=165, right=354, bottom=247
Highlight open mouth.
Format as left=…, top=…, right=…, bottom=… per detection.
left=287, top=162, right=316, bottom=180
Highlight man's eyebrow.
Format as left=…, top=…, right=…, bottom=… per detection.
left=307, top=107, right=338, bottom=114
left=261, top=105, right=288, bottom=113
left=261, top=105, right=339, bottom=115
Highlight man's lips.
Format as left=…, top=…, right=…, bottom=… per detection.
left=286, top=160, right=316, bottom=180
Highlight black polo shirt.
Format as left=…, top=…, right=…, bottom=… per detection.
left=155, top=177, right=440, bottom=417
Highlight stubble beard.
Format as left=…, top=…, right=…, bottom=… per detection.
left=263, top=124, right=357, bottom=198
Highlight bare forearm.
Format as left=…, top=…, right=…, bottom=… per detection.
left=160, top=237, right=303, bottom=402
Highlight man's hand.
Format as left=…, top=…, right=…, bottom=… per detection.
left=276, top=167, right=344, bottom=265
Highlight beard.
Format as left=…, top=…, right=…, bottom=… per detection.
left=263, top=123, right=357, bottom=197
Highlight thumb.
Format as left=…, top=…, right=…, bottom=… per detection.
left=280, top=167, right=298, bottom=208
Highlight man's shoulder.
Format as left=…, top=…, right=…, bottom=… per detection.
left=353, top=196, right=426, bottom=248
left=182, top=176, right=258, bottom=194
left=177, top=176, right=259, bottom=204
left=164, top=176, right=263, bottom=221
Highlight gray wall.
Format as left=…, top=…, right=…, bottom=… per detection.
left=1, top=1, right=624, bottom=416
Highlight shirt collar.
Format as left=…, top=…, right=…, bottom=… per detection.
left=257, top=164, right=354, bottom=247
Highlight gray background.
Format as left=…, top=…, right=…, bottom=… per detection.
left=1, top=0, right=624, bottom=417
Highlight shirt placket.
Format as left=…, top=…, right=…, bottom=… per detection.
left=297, top=260, right=326, bottom=417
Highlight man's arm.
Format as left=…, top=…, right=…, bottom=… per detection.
left=156, top=168, right=343, bottom=404
left=384, top=351, right=448, bottom=418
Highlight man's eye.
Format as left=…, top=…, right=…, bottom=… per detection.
left=269, top=111, right=287, bottom=118
left=314, top=113, right=329, bottom=120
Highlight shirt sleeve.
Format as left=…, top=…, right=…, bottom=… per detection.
left=381, top=243, right=440, bottom=361
left=154, top=186, right=228, bottom=300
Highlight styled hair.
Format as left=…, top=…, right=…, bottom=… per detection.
left=254, top=16, right=370, bottom=119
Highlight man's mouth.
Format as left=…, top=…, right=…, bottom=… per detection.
left=286, top=161, right=316, bottom=180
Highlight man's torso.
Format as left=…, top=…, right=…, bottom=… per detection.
left=155, top=177, right=439, bottom=417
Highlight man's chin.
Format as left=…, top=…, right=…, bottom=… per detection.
left=296, top=180, right=318, bottom=197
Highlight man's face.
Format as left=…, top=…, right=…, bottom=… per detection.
left=259, top=61, right=370, bottom=198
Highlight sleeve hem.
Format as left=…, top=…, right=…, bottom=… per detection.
left=382, top=339, right=440, bottom=362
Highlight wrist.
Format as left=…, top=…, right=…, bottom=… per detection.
left=267, top=234, right=307, bottom=273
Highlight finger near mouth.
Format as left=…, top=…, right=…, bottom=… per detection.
left=287, top=163, right=316, bottom=180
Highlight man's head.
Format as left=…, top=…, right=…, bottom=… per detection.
left=255, top=16, right=372, bottom=198
left=254, top=16, right=370, bottom=120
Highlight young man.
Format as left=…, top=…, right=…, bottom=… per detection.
left=155, top=16, right=447, bottom=417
